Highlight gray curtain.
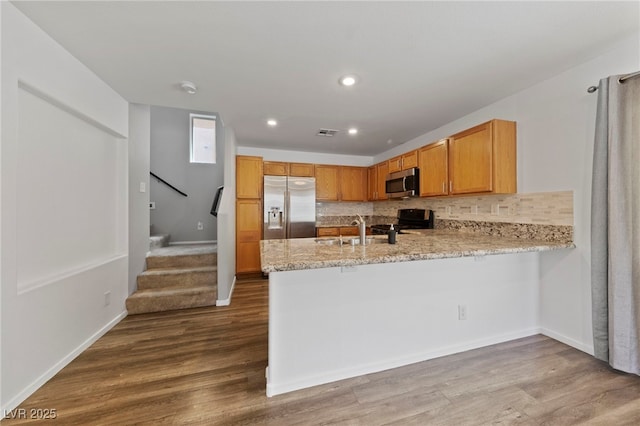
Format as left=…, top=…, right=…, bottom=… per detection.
left=591, top=74, right=640, bottom=374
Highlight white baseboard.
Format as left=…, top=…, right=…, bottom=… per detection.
left=540, top=327, right=594, bottom=355
left=216, top=276, right=236, bottom=306
left=267, top=327, right=541, bottom=397
left=168, top=240, right=217, bottom=246
left=1, top=311, right=127, bottom=413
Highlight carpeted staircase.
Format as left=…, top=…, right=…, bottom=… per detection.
left=126, top=238, right=217, bottom=315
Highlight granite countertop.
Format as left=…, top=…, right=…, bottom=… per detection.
left=260, top=229, right=575, bottom=273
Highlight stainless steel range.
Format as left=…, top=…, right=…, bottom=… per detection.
left=370, top=208, right=435, bottom=235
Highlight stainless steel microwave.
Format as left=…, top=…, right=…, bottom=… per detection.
left=385, top=168, right=419, bottom=198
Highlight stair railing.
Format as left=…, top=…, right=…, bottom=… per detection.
left=150, top=172, right=188, bottom=197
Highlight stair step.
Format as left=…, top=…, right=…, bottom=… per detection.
left=146, top=252, right=216, bottom=269
left=137, top=266, right=217, bottom=290
left=126, top=287, right=217, bottom=315
left=149, top=234, right=170, bottom=250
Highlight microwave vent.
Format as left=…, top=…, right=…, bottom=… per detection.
left=316, top=128, right=339, bottom=137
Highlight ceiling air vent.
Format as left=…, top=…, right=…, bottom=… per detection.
left=316, top=128, right=340, bottom=137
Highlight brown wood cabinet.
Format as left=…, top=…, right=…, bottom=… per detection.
left=419, top=139, right=449, bottom=197
left=263, top=161, right=288, bottom=176
left=236, top=156, right=263, bottom=199
left=289, top=163, right=315, bottom=177
left=388, top=150, right=418, bottom=173
left=367, top=166, right=377, bottom=200
left=236, top=199, right=262, bottom=274
left=315, top=165, right=340, bottom=201
left=340, top=166, right=367, bottom=201
left=316, top=226, right=363, bottom=237
left=375, top=162, right=389, bottom=200
left=448, top=119, right=516, bottom=195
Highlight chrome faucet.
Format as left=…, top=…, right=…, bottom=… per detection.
left=352, top=214, right=367, bottom=245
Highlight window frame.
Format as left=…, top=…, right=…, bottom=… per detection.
left=189, top=113, right=217, bottom=164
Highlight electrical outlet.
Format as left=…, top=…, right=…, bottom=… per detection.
left=445, top=206, right=452, bottom=215
left=104, top=291, right=111, bottom=307
left=458, top=304, right=467, bottom=320
left=197, top=221, right=204, bottom=230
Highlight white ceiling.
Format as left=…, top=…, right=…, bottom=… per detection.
left=12, top=1, right=639, bottom=156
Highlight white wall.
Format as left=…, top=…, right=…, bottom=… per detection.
left=1, top=3, right=129, bottom=411
left=373, top=35, right=640, bottom=353
left=237, top=146, right=373, bottom=167
left=128, top=104, right=151, bottom=294
left=217, top=127, right=237, bottom=305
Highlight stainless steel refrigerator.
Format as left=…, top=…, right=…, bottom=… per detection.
left=263, top=175, right=316, bottom=239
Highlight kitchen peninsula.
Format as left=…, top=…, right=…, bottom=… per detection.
left=261, top=230, right=574, bottom=397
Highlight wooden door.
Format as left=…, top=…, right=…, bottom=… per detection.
left=367, top=166, right=377, bottom=200
left=236, top=199, right=262, bottom=273
left=340, top=166, right=367, bottom=201
left=315, top=165, right=340, bottom=201
left=236, top=156, right=263, bottom=199
left=449, top=122, right=493, bottom=194
left=263, top=161, right=288, bottom=176
left=376, top=162, right=389, bottom=200
left=419, top=140, right=449, bottom=197
left=289, top=163, right=315, bottom=177
left=388, top=156, right=402, bottom=173
left=402, top=150, right=418, bottom=170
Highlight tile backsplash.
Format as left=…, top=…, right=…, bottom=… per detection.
left=317, top=191, right=573, bottom=226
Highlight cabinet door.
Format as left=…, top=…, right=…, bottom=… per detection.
left=376, top=162, right=389, bottom=200
left=419, top=140, right=449, bottom=197
left=367, top=166, right=377, bottom=200
left=263, top=161, right=288, bottom=176
left=340, top=166, right=367, bottom=201
left=388, top=156, right=402, bottom=173
left=236, top=156, right=263, bottom=199
left=289, top=163, right=315, bottom=177
left=340, top=226, right=359, bottom=236
left=236, top=199, right=263, bottom=273
left=315, top=165, right=340, bottom=201
left=402, top=150, right=418, bottom=170
left=317, top=227, right=339, bottom=237
left=449, top=122, right=493, bottom=194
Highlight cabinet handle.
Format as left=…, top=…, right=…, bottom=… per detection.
left=442, top=182, right=445, bottom=194
left=449, top=181, right=452, bottom=193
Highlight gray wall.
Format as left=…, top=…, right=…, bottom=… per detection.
left=150, top=106, right=224, bottom=243
left=128, top=104, right=150, bottom=293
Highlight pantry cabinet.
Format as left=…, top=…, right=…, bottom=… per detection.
left=236, top=156, right=263, bottom=199
left=448, top=119, right=516, bottom=195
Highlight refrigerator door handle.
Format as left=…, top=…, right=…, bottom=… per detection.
left=285, top=189, right=291, bottom=238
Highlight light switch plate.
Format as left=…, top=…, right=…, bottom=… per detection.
left=139, top=182, right=146, bottom=193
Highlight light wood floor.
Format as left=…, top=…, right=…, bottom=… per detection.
left=6, top=279, right=640, bottom=425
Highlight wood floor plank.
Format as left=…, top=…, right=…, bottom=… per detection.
left=5, top=278, right=640, bottom=425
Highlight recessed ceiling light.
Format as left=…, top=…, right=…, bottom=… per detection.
left=387, top=139, right=393, bottom=145
left=180, top=81, right=197, bottom=94
left=339, top=75, right=358, bottom=87
left=267, top=119, right=278, bottom=127
left=348, top=128, right=358, bottom=135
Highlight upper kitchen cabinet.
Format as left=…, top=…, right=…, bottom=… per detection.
left=289, top=163, right=315, bottom=177
left=419, top=139, right=449, bottom=197
left=448, top=119, right=516, bottom=195
left=315, top=165, right=340, bottom=201
left=388, top=150, right=418, bottom=173
left=340, top=166, right=367, bottom=202
left=237, top=155, right=263, bottom=199
left=375, top=161, right=389, bottom=200
left=263, top=161, right=289, bottom=176
left=264, top=161, right=315, bottom=177
left=367, top=166, right=377, bottom=200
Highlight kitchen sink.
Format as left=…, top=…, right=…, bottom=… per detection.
left=347, top=237, right=388, bottom=245
left=314, top=238, right=341, bottom=245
